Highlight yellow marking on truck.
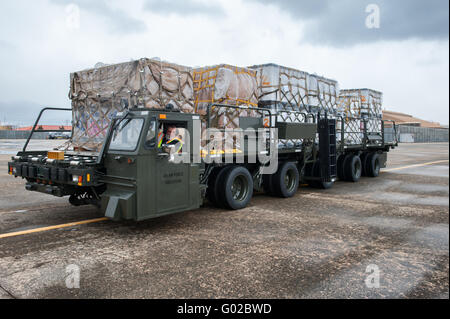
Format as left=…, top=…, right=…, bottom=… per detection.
left=382, top=160, right=449, bottom=173
left=0, top=217, right=109, bottom=239
left=47, top=151, right=65, bottom=160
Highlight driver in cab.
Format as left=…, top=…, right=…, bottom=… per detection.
left=158, top=124, right=183, bottom=154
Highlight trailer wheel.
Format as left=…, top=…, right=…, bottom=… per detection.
left=360, top=153, right=369, bottom=176
left=344, top=155, right=362, bottom=182
left=219, top=166, right=253, bottom=210
left=338, top=154, right=351, bottom=181
left=210, top=166, right=234, bottom=208
left=262, top=174, right=275, bottom=196
left=69, top=194, right=81, bottom=206
left=366, top=153, right=380, bottom=177
left=272, top=162, right=299, bottom=197
left=311, top=161, right=334, bottom=189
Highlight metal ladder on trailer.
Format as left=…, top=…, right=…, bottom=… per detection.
left=318, top=116, right=337, bottom=183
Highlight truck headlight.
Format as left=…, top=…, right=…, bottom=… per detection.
left=72, top=175, right=83, bottom=186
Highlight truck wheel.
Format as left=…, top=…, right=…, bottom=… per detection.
left=344, top=155, right=362, bottom=182
left=262, top=174, right=275, bottom=196
left=206, top=168, right=220, bottom=205
left=360, top=153, right=369, bottom=176
left=210, top=166, right=234, bottom=208
left=366, top=153, right=380, bottom=177
left=272, top=162, right=299, bottom=198
left=69, top=194, right=81, bottom=206
left=219, top=166, right=253, bottom=210
left=311, top=161, right=334, bottom=189
left=338, top=154, right=351, bottom=181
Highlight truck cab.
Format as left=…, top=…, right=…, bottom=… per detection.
left=100, top=109, right=204, bottom=221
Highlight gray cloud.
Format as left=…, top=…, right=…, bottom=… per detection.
left=251, top=0, right=449, bottom=46
left=144, top=0, right=224, bottom=16
left=51, top=0, right=147, bottom=34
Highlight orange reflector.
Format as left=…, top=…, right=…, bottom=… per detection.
left=159, top=114, right=167, bottom=119
left=86, top=174, right=91, bottom=182
left=78, top=175, right=83, bottom=186
left=48, top=151, right=65, bottom=160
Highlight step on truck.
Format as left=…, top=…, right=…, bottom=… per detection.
left=8, top=104, right=398, bottom=221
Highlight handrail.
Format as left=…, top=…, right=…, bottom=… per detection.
left=382, top=120, right=398, bottom=145
left=22, top=107, right=72, bottom=152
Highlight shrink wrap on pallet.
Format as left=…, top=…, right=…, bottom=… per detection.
left=193, top=65, right=260, bottom=151
left=307, top=74, right=339, bottom=114
left=248, top=64, right=339, bottom=148
left=70, top=58, right=194, bottom=151
left=338, top=89, right=382, bottom=118
left=70, top=60, right=261, bottom=153
left=248, top=63, right=339, bottom=117
left=335, top=89, right=383, bottom=145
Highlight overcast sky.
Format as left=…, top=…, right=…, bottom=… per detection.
left=0, top=0, right=448, bottom=126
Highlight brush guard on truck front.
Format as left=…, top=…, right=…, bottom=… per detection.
left=7, top=107, right=106, bottom=207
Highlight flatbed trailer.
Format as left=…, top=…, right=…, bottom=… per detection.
left=8, top=104, right=397, bottom=221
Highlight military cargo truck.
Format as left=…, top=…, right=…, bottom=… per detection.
left=8, top=101, right=398, bottom=221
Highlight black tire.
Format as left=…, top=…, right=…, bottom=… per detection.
left=272, top=162, right=300, bottom=198
left=366, top=153, right=381, bottom=177
left=311, top=161, right=334, bottom=189
left=338, top=154, right=351, bottom=181
left=304, top=162, right=317, bottom=188
left=360, top=153, right=369, bottom=176
left=219, top=166, right=253, bottom=210
left=69, top=195, right=81, bottom=206
left=262, top=173, right=274, bottom=196
left=344, top=155, right=362, bottom=182
left=210, top=166, right=234, bottom=208
left=206, top=168, right=220, bottom=205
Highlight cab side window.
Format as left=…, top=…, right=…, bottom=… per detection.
left=144, top=118, right=157, bottom=149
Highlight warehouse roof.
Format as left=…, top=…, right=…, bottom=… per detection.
left=383, top=110, right=443, bottom=128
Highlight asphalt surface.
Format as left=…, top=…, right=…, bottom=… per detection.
left=0, top=141, right=448, bottom=299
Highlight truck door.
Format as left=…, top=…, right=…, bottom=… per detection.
left=155, top=121, right=191, bottom=215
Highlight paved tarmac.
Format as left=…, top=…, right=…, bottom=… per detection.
left=0, top=141, right=448, bottom=299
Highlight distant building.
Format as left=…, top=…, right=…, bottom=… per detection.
left=383, top=110, right=443, bottom=128
left=15, top=125, right=72, bottom=131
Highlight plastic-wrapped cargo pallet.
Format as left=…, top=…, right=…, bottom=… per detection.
left=70, top=58, right=194, bottom=151
left=248, top=63, right=339, bottom=148
left=337, top=89, right=383, bottom=145
left=248, top=63, right=339, bottom=118
left=192, top=64, right=260, bottom=151
left=338, top=89, right=382, bottom=119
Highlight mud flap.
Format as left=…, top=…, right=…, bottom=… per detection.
left=102, top=191, right=136, bottom=221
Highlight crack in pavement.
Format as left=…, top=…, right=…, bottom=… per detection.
left=0, top=282, right=17, bottom=299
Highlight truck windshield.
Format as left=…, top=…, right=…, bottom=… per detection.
left=109, top=118, right=144, bottom=151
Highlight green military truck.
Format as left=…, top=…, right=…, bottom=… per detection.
left=8, top=103, right=397, bottom=221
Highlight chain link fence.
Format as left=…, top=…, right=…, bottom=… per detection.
left=0, top=130, right=48, bottom=139
left=396, top=126, right=449, bottom=143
